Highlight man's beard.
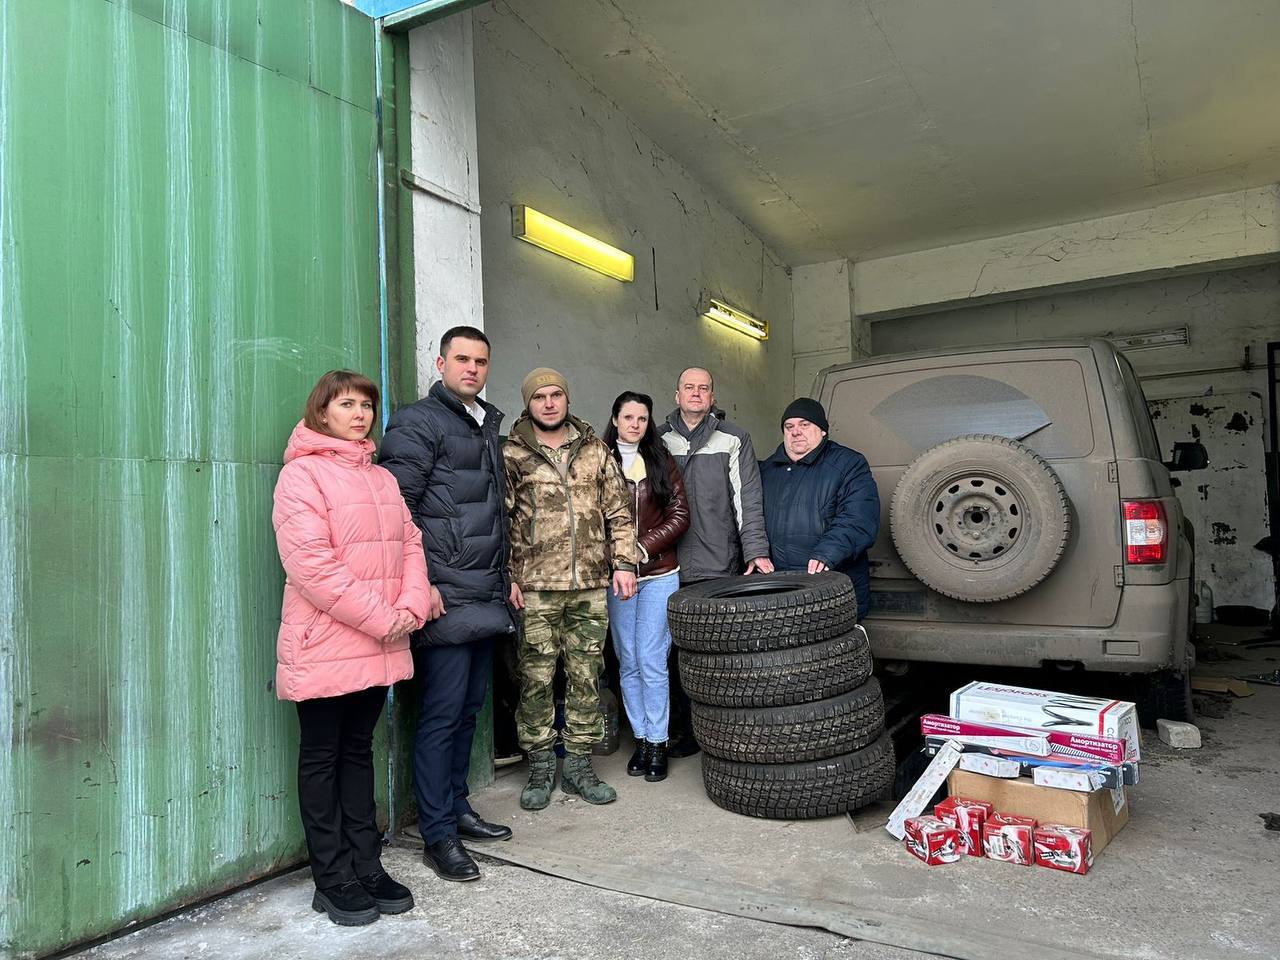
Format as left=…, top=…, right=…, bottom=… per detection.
left=531, top=411, right=567, bottom=432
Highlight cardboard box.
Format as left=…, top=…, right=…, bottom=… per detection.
left=903, top=816, right=962, bottom=866
left=959, top=753, right=1021, bottom=778
left=934, top=796, right=993, bottom=857
left=1033, top=765, right=1109, bottom=793
left=946, top=769, right=1129, bottom=856
left=924, top=738, right=1132, bottom=790
left=950, top=682, right=1141, bottom=761
left=922, top=713, right=1128, bottom=765
left=1034, top=824, right=1093, bottom=875
left=983, top=813, right=1036, bottom=865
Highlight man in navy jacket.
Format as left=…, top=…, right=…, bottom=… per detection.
left=380, top=326, right=515, bottom=885
left=759, top=398, right=880, bottom=620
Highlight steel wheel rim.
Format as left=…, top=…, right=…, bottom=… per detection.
left=928, top=473, right=1024, bottom=563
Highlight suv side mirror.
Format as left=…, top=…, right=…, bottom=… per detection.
left=1165, top=440, right=1209, bottom=472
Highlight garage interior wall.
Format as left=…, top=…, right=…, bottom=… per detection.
left=468, top=5, right=795, bottom=442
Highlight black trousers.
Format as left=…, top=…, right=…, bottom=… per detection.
left=412, top=639, right=493, bottom=844
left=667, top=644, right=695, bottom=742
left=295, top=685, right=387, bottom=889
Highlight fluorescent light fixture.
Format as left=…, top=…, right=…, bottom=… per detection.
left=1109, top=327, right=1189, bottom=351
left=700, top=295, right=768, bottom=341
left=511, top=206, right=634, bottom=282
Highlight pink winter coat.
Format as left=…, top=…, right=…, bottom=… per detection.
left=272, top=421, right=431, bottom=701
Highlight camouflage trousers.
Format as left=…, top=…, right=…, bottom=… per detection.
left=516, top=588, right=607, bottom=755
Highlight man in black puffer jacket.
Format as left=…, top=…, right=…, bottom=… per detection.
left=380, top=326, right=515, bottom=884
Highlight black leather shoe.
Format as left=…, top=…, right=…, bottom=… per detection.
left=423, top=837, right=480, bottom=882
left=358, top=868, right=415, bottom=914
left=667, top=735, right=701, bottom=758
left=645, top=741, right=669, bottom=782
left=626, top=742, right=649, bottom=777
left=457, top=811, right=513, bottom=842
left=312, top=879, right=380, bottom=926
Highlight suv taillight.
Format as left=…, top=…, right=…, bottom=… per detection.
left=1124, top=500, right=1168, bottom=564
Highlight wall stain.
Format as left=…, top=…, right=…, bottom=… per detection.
left=1210, top=521, right=1238, bottom=545
left=1224, top=411, right=1251, bottom=432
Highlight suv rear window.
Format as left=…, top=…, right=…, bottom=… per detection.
left=1115, top=353, right=1162, bottom=461
left=828, top=358, right=1095, bottom=466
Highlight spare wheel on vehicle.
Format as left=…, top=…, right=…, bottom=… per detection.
left=889, top=433, right=1071, bottom=603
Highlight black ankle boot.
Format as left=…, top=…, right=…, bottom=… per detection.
left=358, top=868, right=415, bottom=914
left=644, top=741, right=668, bottom=782
left=312, top=879, right=380, bottom=926
left=626, top=742, right=650, bottom=777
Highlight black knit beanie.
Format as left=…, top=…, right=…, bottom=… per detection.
left=780, top=397, right=828, bottom=433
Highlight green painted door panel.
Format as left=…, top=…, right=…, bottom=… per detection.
left=0, top=0, right=388, bottom=955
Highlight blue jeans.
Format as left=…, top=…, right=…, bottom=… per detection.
left=606, top=571, right=680, bottom=743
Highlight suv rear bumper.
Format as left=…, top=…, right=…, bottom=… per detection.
left=864, top=579, right=1190, bottom=674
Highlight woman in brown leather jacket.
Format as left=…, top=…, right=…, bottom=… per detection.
left=602, top=391, right=691, bottom=781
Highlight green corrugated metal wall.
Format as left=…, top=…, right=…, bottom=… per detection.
left=0, top=1, right=397, bottom=955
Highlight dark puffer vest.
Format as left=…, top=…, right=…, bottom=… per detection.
left=379, top=381, right=514, bottom=646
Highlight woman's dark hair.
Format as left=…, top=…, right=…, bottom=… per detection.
left=602, top=391, right=675, bottom=506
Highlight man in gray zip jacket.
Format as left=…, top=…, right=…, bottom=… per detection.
left=658, top=367, right=772, bottom=582
left=658, top=366, right=771, bottom=754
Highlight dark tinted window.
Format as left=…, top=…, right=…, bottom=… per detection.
left=1115, top=354, right=1161, bottom=460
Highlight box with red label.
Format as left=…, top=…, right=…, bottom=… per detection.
left=903, top=816, right=962, bottom=866
left=982, top=813, right=1036, bottom=865
left=1034, top=824, right=1094, bottom=875
left=933, top=796, right=993, bottom=857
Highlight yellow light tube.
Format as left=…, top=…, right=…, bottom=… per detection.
left=700, top=296, right=768, bottom=341
left=511, top=205, right=634, bottom=282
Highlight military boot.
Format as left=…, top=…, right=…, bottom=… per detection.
left=561, top=753, right=617, bottom=805
left=520, top=750, right=557, bottom=811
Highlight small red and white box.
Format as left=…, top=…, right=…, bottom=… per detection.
left=903, top=816, right=963, bottom=866
left=982, top=813, right=1037, bottom=865
left=1033, top=824, right=1094, bottom=875
left=933, top=796, right=994, bottom=857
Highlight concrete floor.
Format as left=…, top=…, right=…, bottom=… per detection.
left=75, top=848, right=917, bottom=960
left=77, top=630, right=1279, bottom=960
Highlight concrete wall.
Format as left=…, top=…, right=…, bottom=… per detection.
left=406, top=15, right=485, bottom=392
left=869, top=263, right=1278, bottom=425
left=792, top=259, right=870, bottom=397
left=469, top=5, right=793, bottom=442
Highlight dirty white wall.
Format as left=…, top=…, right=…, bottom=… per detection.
left=469, top=4, right=794, bottom=442
left=1150, top=393, right=1275, bottom=610
left=791, top=259, right=870, bottom=398
left=869, top=263, right=1278, bottom=421
left=407, top=15, right=484, bottom=392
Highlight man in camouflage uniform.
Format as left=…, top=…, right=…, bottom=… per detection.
left=504, top=367, right=639, bottom=810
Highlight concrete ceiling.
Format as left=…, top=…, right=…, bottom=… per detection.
left=498, top=0, right=1280, bottom=264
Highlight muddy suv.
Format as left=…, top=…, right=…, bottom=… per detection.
left=815, top=339, right=1207, bottom=722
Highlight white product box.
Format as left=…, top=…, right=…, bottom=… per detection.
left=950, top=682, right=1141, bottom=761
left=959, top=753, right=1021, bottom=778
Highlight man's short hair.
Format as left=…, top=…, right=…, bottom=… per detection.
left=676, top=366, right=714, bottom=392
left=440, top=325, right=490, bottom=355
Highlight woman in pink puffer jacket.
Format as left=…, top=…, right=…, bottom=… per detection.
left=272, top=370, right=431, bottom=927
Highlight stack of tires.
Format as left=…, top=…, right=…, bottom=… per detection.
left=668, top=572, right=894, bottom=819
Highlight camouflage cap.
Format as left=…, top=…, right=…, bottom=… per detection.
left=522, top=367, right=570, bottom=408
